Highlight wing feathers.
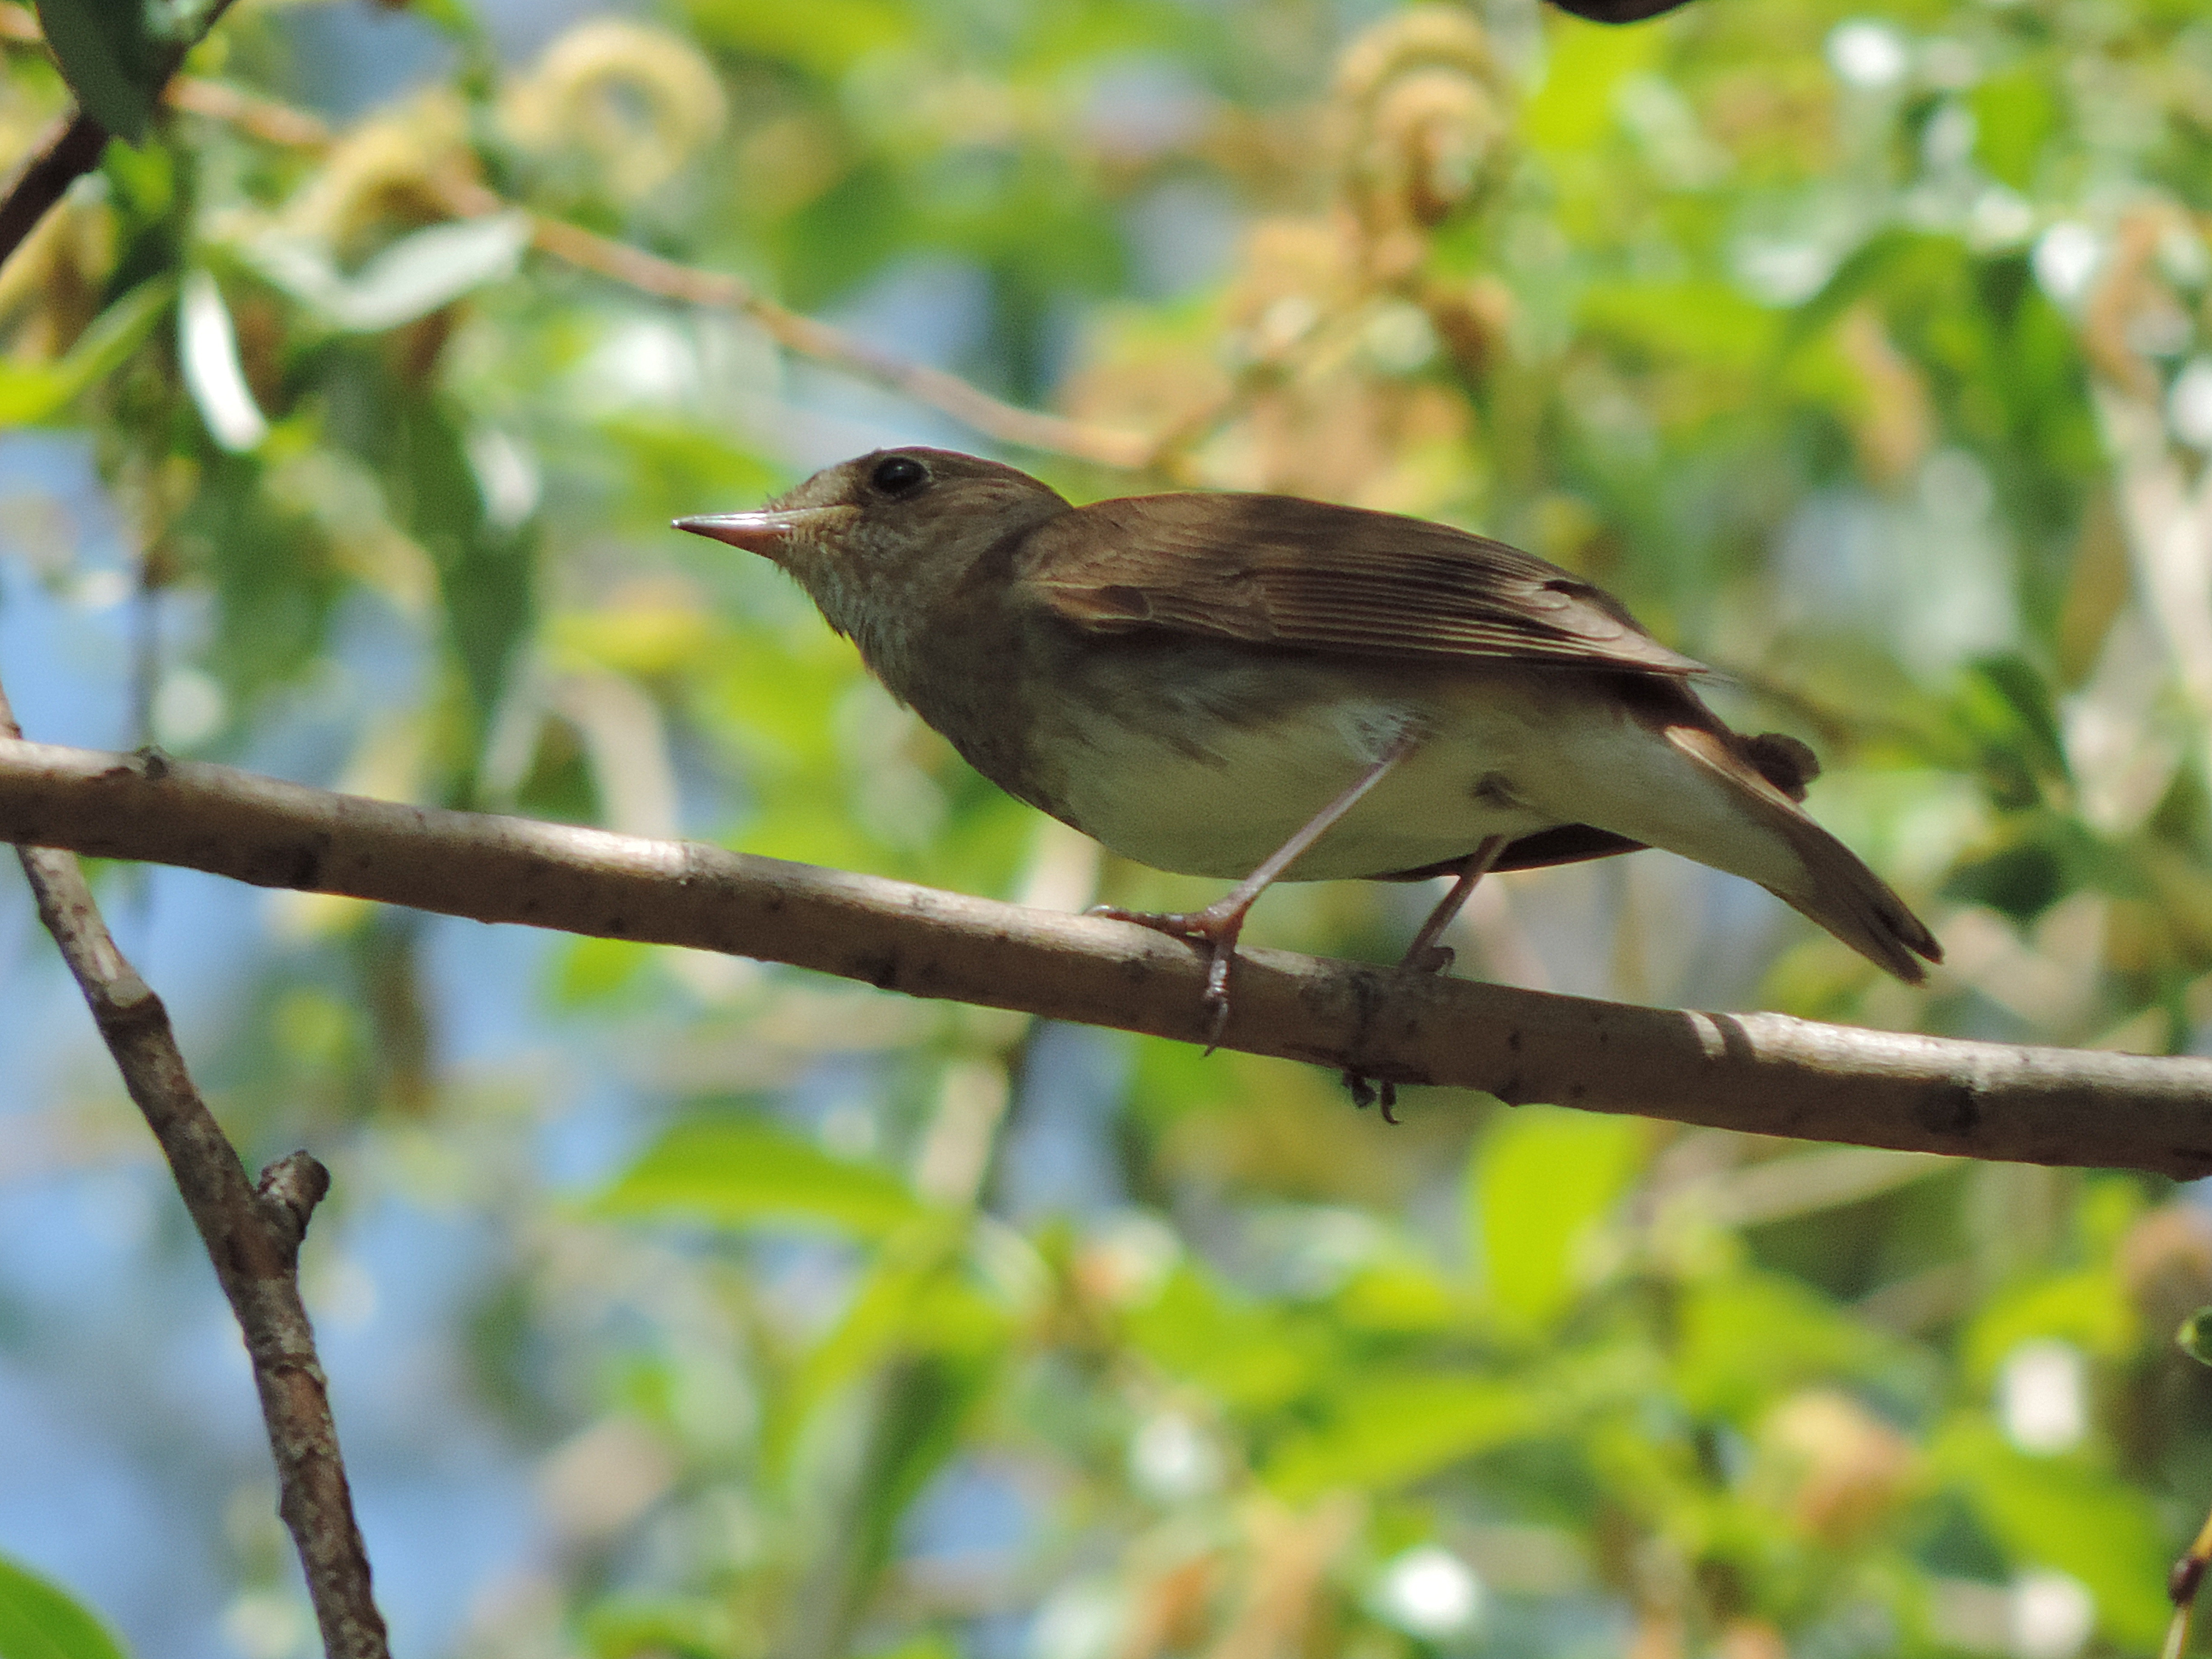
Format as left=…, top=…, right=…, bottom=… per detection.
left=1016, top=494, right=1708, bottom=676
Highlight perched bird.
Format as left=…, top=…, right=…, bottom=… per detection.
left=677, top=448, right=1939, bottom=1097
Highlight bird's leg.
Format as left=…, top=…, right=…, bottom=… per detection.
left=1399, top=834, right=1509, bottom=975
left=1092, top=732, right=1418, bottom=1051
left=1346, top=834, right=1509, bottom=1124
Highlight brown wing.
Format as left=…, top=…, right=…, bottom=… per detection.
left=1014, top=492, right=1707, bottom=676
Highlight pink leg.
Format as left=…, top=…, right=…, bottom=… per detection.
left=1347, top=834, right=1509, bottom=1123
left=1092, top=732, right=1418, bottom=1050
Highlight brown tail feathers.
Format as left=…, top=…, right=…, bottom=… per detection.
left=1668, top=725, right=1941, bottom=983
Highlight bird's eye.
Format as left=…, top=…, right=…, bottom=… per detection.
left=869, top=455, right=929, bottom=498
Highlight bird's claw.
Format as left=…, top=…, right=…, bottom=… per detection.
left=1343, top=1070, right=1400, bottom=1124
left=1343, top=928, right=1463, bottom=1121
left=1200, top=945, right=1234, bottom=1053
left=1090, top=903, right=1244, bottom=1052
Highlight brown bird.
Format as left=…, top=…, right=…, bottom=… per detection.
left=678, top=448, right=1939, bottom=1099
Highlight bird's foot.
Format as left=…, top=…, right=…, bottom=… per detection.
left=1089, top=901, right=1247, bottom=1052
left=1342, top=1071, right=1401, bottom=1125
left=1341, top=935, right=1460, bottom=1123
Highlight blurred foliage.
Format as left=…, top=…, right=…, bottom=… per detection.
left=8, top=0, right=2212, bottom=1655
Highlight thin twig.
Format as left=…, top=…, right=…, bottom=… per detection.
left=0, top=111, right=106, bottom=268
left=450, top=176, right=1159, bottom=470
left=2, top=735, right=2209, bottom=1174
left=154, top=69, right=1159, bottom=470
left=2166, top=1502, right=2212, bottom=1659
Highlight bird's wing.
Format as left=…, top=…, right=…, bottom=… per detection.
left=1013, top=492, right=1708, bottom=676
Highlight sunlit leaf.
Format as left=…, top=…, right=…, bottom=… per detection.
left=1521, top=14, right=1659, bottom=153
left=0, top=277, right=172, bottom=424
left=177, top=270, right=267, bottom=454
left=598, top=1118, right=929, bottom=1236
left=238, top=214, right=533, bottom=333
left=1932, top=1422, right=2170, bottom=1647
left=1971, top=68, right=2058, bottom=191
left=1960, top=1270, right=2136, bottom=1385
left=1265, top=1371, right=1553, bottom=1500
left=0, top=1556, right=130, bottom=1659
left=1472, top=1107, right=1644, bottom=1331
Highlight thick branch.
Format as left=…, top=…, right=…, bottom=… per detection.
left=3, top=736, right=2207, bottom=1175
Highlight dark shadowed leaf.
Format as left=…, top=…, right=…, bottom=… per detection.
left=32, top=0, right=160, bottom=142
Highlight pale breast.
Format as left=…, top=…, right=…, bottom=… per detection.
left=1031, top=663, right=1567, bottom=881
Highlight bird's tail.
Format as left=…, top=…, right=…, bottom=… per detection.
left=1664, top=724, right=1941, bottom=982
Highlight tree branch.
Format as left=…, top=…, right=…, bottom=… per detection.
left=0, top=726, right=390, bottom=1659
left=0, top=110, right=105, bottom=267
left=3, top=736, right=2207, bottom=1175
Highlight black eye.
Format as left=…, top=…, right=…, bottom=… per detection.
left=869, top=455, right=929, bottom=498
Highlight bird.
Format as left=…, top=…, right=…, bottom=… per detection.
left=676, top=447, right=1939, bottom=1109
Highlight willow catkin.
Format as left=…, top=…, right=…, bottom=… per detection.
left=499, top=19, right=727, bottom=199
left=1335, top=6, right=1512, bottom=276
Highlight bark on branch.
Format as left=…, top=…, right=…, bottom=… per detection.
left=0, top=737, right=390, bottom=1659
left=3, top=736, right=2207, bottom=1174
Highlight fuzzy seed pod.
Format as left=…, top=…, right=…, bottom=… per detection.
left=500, top=19, right=727, bottom=199
left=1336, top=7, right=1512, bottom=265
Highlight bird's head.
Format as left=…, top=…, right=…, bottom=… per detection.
left=676, top=447, right=1071, bottom=643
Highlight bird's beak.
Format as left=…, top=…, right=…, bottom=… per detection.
left=673, top=506, right=853, bottom=561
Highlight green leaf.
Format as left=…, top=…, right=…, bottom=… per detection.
left=1472, top=1107, right=1644, bottom=1331
left=0, top=276, right=173, bottom=425
left=0, top=1556, right=130, bottom=1659
left=684, top=0, right=921, bottom=76
left=1521, top=15, right=1659, bottom=153
left=1962, top=654, right=2069, bottom=787
left=1960, top=1270, right=2135, bottom=1385
left=597, top=1119, right=929, bottom=1237
left=177, top=450, right=340, bottom=717
left=1933, top=1422, right=2170, bottom=1647
left=1971, top=68, right=2058, bottom=191
left=1265, top=1371, right=1551, bottom=1500
left=345, top=392, right=536, bottom=737
left=32, top=0, right=161, bottom=143
left=1123, top=1265, right=1330, bottom=1412
left=1673, top=1270, right=1893, bottom=1420
left=2179, top=1307, right=2212, bottom=1366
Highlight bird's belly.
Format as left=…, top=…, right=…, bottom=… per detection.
left=1042, top=694, right=1561, bottom=881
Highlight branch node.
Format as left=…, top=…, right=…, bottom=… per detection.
left=256, top=1151, right=332, bottom=1252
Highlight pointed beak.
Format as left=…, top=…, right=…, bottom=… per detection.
left=673, top=505, right=853, bottom=561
